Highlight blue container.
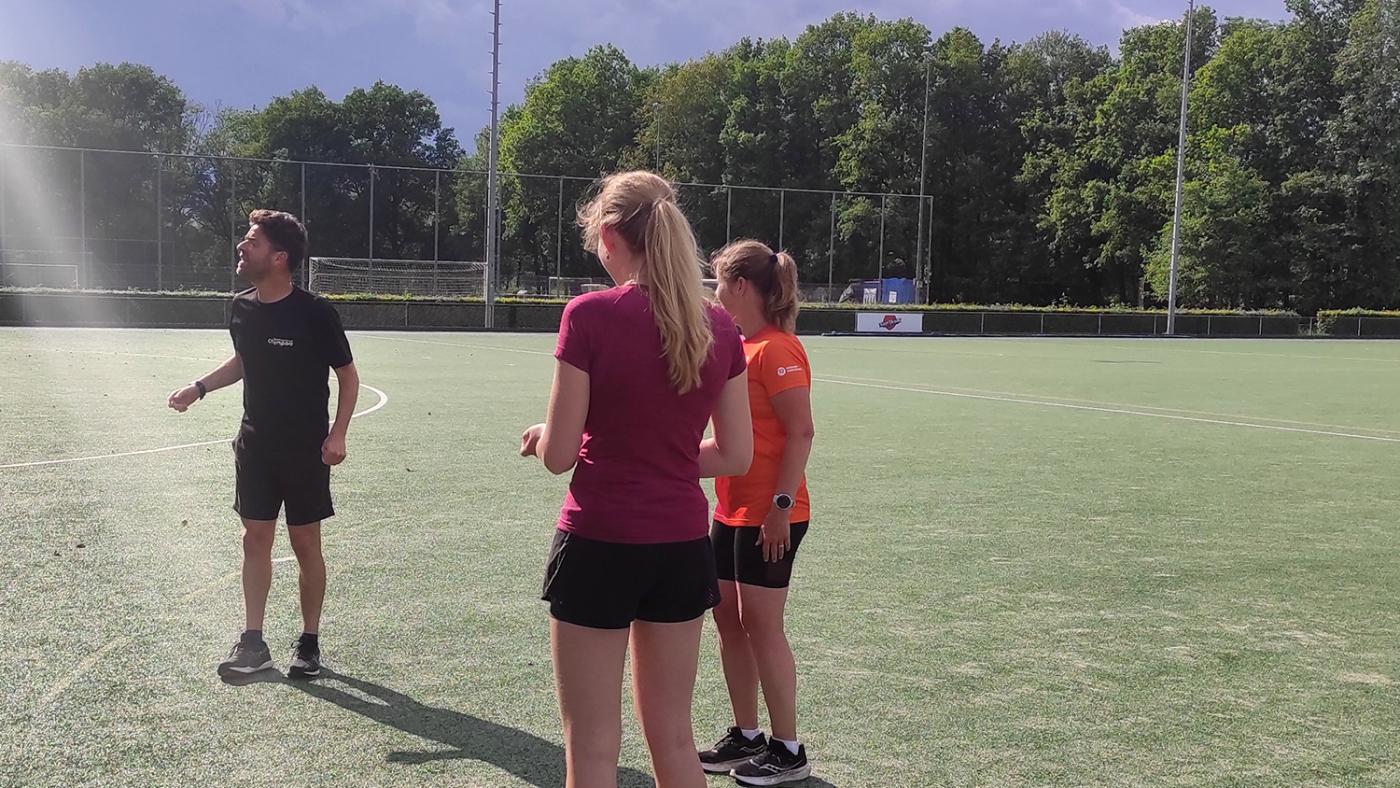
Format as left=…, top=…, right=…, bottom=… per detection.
left=863, top=278, right=915, bottom=304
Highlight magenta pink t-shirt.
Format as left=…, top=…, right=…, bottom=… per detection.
left=553, top=284, right=746, bottom=544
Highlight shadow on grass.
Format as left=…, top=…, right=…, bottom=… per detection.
left=226, top=669, right=837, bottom=787
left=281, top=669, right=653, bottom=787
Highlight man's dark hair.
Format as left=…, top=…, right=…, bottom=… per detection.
left=248, top=209, right=307, bottom=272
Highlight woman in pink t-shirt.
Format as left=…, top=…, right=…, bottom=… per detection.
left=521, top=170, right=753, bottom=788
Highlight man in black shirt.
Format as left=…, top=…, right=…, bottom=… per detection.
left=168, top=209, right=358, bottom=680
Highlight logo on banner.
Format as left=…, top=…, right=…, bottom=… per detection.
left=857, top=311, right=922, bottom=333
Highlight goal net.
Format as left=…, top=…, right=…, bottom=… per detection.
left=308, top=257, right=487, bottom=298
left=0, top=249, right=84, bottom=289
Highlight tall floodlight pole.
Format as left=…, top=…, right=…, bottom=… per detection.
left=1166, top=0, right=1195, bottom=335
left=915, top=50, right=932, bottom=303
left=485, top=0, right=502, bottom=328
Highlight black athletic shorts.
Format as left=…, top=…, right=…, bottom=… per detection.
left=711, top=520, right=809, bottom=589
left=232, top=438, right=334, bottom=526
left=541, top=530, right=721, bottom=630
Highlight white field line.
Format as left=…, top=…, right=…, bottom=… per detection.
left=0, top=385, right=389, bottom=470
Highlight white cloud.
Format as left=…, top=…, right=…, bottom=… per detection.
left=1110, top=1, right=1173, bottom=28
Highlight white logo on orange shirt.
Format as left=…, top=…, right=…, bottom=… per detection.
left=775, top=365, right=803, bottom=377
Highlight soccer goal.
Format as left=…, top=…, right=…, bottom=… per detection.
left=0, top=249, right=83, bottom=289
left=308, top=257, right=487, bottom=298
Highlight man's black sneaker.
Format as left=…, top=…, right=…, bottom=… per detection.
left=699, top=727, right=768, bottom=774
left=287, top=635, right=321, bottom=680
left=217, top=638, right=274, bottom=677
left=732, top=739, right=811, bottom=786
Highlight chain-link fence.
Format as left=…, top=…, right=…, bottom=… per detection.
left=0, top=144, right=931, bottom=303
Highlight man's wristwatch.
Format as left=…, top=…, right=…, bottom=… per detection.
left=773, top=493, right=795, bottom=512
left=194, top=380, right=207, bottom=399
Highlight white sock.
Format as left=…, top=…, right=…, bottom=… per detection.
left=741, top=728, right=763, bottom=741
left=776, top=737, right=801, bottom=755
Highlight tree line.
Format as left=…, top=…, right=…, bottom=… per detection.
left=1, top=0, right=1396, bottom=309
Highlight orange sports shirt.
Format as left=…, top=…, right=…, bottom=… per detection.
left=714, top=326, right=811, bottom=525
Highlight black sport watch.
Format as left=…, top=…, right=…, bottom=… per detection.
left=773, top=493, right=795, bottom=512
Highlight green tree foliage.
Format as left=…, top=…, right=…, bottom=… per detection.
left=3, top=2, right=1397, bottom=307
left=0, top=62, right=198, bottom=286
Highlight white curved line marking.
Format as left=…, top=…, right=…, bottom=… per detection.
left=34, top=638, right=128, bottom=709
left=0, top=384, right=389, bottom=470
left=37, top=551, right=300, bottom=708
left=355, top=383, right=390, bottom=418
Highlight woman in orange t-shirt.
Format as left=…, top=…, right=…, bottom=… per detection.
left=699, top=240, right=815, bottom=785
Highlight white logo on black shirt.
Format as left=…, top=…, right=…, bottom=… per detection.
left=268, top=337, right=294, bottom=347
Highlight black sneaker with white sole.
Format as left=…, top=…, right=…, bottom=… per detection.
left=699, top=727, right=768, bottom=774
left=731, top=739, right=811, bottom=786
left=287, top=636, right=321, bottom=680
left=217, top=638, right=274, bottom=677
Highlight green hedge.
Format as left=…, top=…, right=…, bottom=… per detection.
left=0, top=286, right=569, bottom=307
left=809, top=300, right=1297, bottom=317
left=0, top=289, right=1322, bottom=337
left=0, top=286, right=1298, bottom=317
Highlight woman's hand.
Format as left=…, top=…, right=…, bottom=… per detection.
left=757, top=507, right=792, bottom=563
left=520, top=423, right=545, bottom=458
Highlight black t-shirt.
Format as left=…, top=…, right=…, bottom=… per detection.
left=229, top=287, right=353, bottom=450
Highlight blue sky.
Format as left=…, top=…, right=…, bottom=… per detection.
left=1, top=0, right=1290, bottom=144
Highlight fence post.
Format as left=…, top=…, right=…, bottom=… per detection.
left=778, top=189, right=785, bottom=250
left=913, top=197, right=922, bottom=302
left=368, top=166, right=375, bottom=262
left=301, top=163, right=308, bottom=289
left=1040, top=312, right=1044, bottom=335
left=1207, top=315, right=1212, bottom=335
left=0, top=151, right=6, bottom=254
left=927, top=197, right=936, bottom=303
left=427, top=171, right=439, bottom=294
left=481, top=174, right=490, bottom=274
left=980, top=312, right=986, bottom=335
left=79, top=150, right=88, bottom=288
left=229, top=164, right=237, bottom=293
left=155, top=155, right=163, bottom=291
left=1259, top=316, right=1263, bottom=336
left=878, top=194, right=886, bottom=281
left=726, top=186, right=732, bottom=244
left=1099, top=314, right=1103, bottom=335
left=1358, top=317, right=1363, bottom=337
left=827, top=193, right=835, bottom=301
left=556, top=177, right=564, bottom=296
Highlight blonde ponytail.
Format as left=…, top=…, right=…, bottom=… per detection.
left=577, top=171, right=714, bottom=393
left=642, top=200, right=714, bottom=393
